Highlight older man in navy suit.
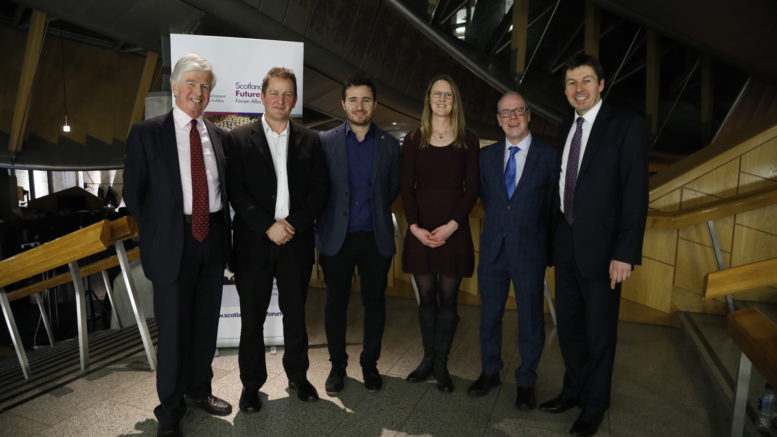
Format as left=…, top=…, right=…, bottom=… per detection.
left=123, top=53, right=232, bottom=437
left=468, top=92, right=558, bottom=410
left=538, top=54, right=648, bottom=437
left=316, top=74, right=401, bottom=395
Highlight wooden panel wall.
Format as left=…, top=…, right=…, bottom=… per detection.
left=0, top=24, right=148, bottom=147
left=630, top=125, right=777, bottom=314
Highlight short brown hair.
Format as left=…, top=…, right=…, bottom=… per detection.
left=261, top=67, right=297, bottom=96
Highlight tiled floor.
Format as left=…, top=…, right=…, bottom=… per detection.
left=0, top=288, right=731, bottom=437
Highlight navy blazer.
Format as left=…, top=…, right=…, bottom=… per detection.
left=555, top=103, right=649, bottom=278
left=316, top=123, right=401, bottom=258
left=228, top=120, right=330, bottom=272
left=479, top=136, right=558, bottom=280
left=122, top=110, right=231, bottom=285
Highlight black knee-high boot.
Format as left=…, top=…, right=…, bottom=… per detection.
left=433, top=310, right=459, bottom=392
left=406, top=305, right=436, bottom=382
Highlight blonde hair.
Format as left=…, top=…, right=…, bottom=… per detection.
left=419, top=74, right=467, bottom=149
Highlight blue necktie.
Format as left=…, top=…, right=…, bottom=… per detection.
left=504, top=146, right=520, bottom=198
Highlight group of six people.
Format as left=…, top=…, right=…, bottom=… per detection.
left=123, top=51, right=647, bottom=437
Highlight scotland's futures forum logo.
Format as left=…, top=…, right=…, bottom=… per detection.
left=235, top=81, right=262, bottom=104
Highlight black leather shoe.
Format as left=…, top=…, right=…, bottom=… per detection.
left=538, top=393, right=578, bottom=413
left=289, top=379, right=320, bottom=402
left=467, top=372, right=501, bottom=397
left=362, top=366, right=383, bottom=392
left=325, top=368, right=345, bottom=395
left=515, top=386, right=536, bottom=410
left=157, top=421, right=182, bottom=437
left=189, top=394, right=232, bottom=416
left=239, top=388, right=261, bottom=413
left=570, top=412, right=603, bottom=437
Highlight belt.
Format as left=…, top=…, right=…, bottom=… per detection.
left=184, top=211, right=222, bottom=224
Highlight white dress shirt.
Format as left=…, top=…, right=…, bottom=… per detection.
left=261, top=115, right=291, bottom=220
left=559, top=99, right=603, bottom=214
left=172, top=106, right=221, bottom=214
left=504, top=133, right=533, bottom=191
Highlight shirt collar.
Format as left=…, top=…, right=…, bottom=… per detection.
left=345, top=121, right=375, bottom=139
left=577, top=99, right=603, bottom=125
left=172, top=105, right=204, bottom=129
left=261, top=114, right=289, bottom=137
left=505, top=132, right=532, bottom=152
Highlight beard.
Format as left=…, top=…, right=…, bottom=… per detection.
left=347, top=115, right=371, bottom=127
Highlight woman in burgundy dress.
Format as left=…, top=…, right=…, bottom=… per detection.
left=401, top=74, right=479, bottom=392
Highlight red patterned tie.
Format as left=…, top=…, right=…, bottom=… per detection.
left=190, top=119, right=209, bottom=242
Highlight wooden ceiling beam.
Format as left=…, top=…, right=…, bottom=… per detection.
left=8, top=10, right=47, bottom=156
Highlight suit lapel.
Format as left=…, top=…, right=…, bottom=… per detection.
left=513, top=138, right=540, bottom=198
left=250, top=120, right=275, bottom=172
left=371, top=126, right=384, bottom=186
left=489, top=141, right=510, bottom=199
left=577, top=103, right=610, bottom=182
left=286, top=122, right=300, bottom=179
left=204, top=119, right=228, bottom=210
left=333, top=125, right=350, bottom=188
left=161, top=111, right=184, bottom=210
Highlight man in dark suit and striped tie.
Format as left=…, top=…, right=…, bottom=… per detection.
left=538, top=54, right=648, bottom=437
left=468, top=92, right=558, bottom=410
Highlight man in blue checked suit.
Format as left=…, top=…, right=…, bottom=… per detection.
left=467, top=92, right=558, bottom=410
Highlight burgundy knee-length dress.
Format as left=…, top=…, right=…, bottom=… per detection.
left=400, top=128, right=480, bottom=277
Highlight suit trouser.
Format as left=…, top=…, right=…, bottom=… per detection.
left=477, top=240, right=545, bottom=387
left=236, top=244, right=312, bottom=390
left=153, top=218, right=225, bottom=425
left=320, top=231, right=392, bottom=369
left=553, top=217, right=621, bottom=416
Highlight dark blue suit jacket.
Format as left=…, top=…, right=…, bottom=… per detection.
left=316, top=123, right=401, bottom=258
left=479, top=136, right=558, bottom=281
left=122, top=110, right=231, bottom=285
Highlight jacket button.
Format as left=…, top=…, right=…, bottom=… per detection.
left=506, top=205, right=511, bottom=210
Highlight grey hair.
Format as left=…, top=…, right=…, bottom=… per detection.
left=170, top=53, right=216, bottom=88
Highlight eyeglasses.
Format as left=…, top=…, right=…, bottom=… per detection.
left=497, top=107, right=529, bottom=118
left=431, top=91, right=454, bottom=100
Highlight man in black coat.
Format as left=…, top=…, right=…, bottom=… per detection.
left=228, top=67, right=329, bottom=411
left=539, top=54, right=649, bottom=437
left=123, top=53, right=232, bottom=437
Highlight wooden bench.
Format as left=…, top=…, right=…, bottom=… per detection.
left=726, top=308, right=777, bottom=437
left=0, top=216, right=155, bottom=379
